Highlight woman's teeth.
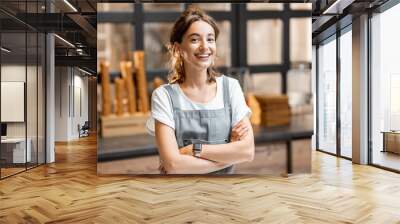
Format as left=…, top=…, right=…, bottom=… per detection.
left=196, top=54, right=210, bottom=59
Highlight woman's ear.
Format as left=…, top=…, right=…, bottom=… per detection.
left=173, top=42, right=179, bottom=51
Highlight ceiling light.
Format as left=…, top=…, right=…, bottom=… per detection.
left=54, top=34, right=75, bottom=48
left=63, top=0, right=78, bottom=12
left=1, top=47, right=11, bottom=53
left=322, top=0, right=354, bottom=15
left=78, top=67, right=93, bottom=76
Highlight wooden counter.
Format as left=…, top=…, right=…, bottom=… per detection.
left=98, top=114, right=313, bottom=174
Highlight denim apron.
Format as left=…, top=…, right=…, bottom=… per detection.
left=164, top=75, right=234, bottom=174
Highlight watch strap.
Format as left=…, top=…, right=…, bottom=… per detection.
left=193, top=143, right=202, bottom=157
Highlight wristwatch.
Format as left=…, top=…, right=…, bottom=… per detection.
left=193, top=143, right=202, bottom=157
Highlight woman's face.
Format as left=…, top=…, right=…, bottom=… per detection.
left=177, top=20, right=217, bottom=70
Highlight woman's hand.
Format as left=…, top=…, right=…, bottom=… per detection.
left=179, top=144, right=193, bottom=156
left=231, top=120, right=250, bottom=142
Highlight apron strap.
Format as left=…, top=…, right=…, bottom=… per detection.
left=222, top=75, right=232, bottom=124
left=163, top=85, right=179, bottom=109
left=222, top=75, right=230, bottom=108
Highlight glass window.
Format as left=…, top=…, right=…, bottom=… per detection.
left=290, top=18, right=312, bottom=63
left=144, top=22, right=173, bottom=70
left=1, top=31, right=27, bottom=177
left=317, top=37, right=337, bottom=154
left=38, top=33, right=46, bottom=165
left=247, top=3, right=283, bottom=11
left=290, top=3, right=312, bottom=10
left=39, top=1, right=46, bottom=13
left=27, top=31, right=38, bottom=169
left=251, top=73, right=282, bottom=94
left=191, top=3, right=231, bottom=11
left=339, top=29, right=352, bottom=158
left=97, top=23, right=134, bottom=72
left=143, top=3, right=183, bottom=12
left=215, top=21, right=231, bottom=67
left=288, top=66, right=312, bottom=109
left=247, top=19, right=282, bottom=65
left=390, top=76, right=400, bottom=129
left=1, top=2, right=46, bottom=178
left=1, top=1, right=27, bottom=13
left=98, top=3, right=134, bottom=12
left=371, top=4, right=400, bottom=171
left=26, top=1, right=38, bottom=13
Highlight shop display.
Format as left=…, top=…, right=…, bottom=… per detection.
left=133, top=51, right=150, bottom=113
left=255, top=94, right=291, bottom=127
left=99, top=53, right=150, bottom=138
left=120, top=61, right=137, bottom=113
left=100, top=61, right=112, bottom=116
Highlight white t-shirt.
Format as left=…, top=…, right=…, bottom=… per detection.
left=146, top=75, right=251, bottom=136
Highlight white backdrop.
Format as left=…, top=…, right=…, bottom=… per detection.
left=1, top=81, right=25, bottom=122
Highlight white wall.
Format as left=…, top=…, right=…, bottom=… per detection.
left=55, top=66, right=70, bottom=141
left=55, top=67, right=89, bottom=141
left=1, top=65, right=32, bottom=138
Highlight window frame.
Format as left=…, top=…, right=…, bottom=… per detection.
left=97, top=3, right=311, bottom=94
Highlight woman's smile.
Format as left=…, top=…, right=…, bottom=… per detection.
left=195, top=52, right=212, bottom=61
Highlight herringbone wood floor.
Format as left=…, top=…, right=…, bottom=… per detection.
left=1, top=135, right=400, bottom=223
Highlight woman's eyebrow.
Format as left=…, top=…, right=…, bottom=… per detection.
left=187, top=33, right=215, bottom=38
left=188, top=33, right=200, bottom=38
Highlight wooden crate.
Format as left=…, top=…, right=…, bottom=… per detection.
left=255, top=94, right=291, bottom=127
left=255, top=95, right=289, bottom=105
left=101, top=113, right=149, bottom=138
left=383, top=132, right=400, bottom=154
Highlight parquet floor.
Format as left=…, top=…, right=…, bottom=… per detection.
left=1, top=135, right=400, bottom=223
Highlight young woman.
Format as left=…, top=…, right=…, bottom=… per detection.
left=146, top=6, right=254, bottom=174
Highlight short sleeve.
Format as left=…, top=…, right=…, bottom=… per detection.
left=145, top=86, right=175, bottom=136
left=229, top=78, right=252, bottom=126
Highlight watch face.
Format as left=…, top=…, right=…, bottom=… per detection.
left=194, top=143, right=202, bottom=156
left=194, top=143, right=202, bottom=151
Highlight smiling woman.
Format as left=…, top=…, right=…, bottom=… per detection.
left=146, top=6, right=255, bottom=174
left=167, top=7, right=220, bottom=84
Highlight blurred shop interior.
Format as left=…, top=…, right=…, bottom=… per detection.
left=97, top=3, right=314, bottom=174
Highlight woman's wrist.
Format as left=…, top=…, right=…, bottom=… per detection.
left=179, top=144, right=194, bottom=156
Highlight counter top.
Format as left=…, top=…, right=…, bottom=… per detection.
left=98, top=114, right=313, bottom=162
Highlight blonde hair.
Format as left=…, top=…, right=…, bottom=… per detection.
left=167, top=5, right=221, bottom=84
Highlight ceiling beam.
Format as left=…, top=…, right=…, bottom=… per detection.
left=67, top=13, right=96, bottom=39
left=55, top=55, right=96, bottom=71
left=322, top=0, right=356, bottom=15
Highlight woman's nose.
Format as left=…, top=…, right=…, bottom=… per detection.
left=199, top=39, right=208, bottom=50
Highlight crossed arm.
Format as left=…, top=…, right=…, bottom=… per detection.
left=155, top=117, right=255, bottom=174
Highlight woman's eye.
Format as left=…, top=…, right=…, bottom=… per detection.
left=208, top=38, right=215, bottom=42
left=191, top=39, right=199, bottom=43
